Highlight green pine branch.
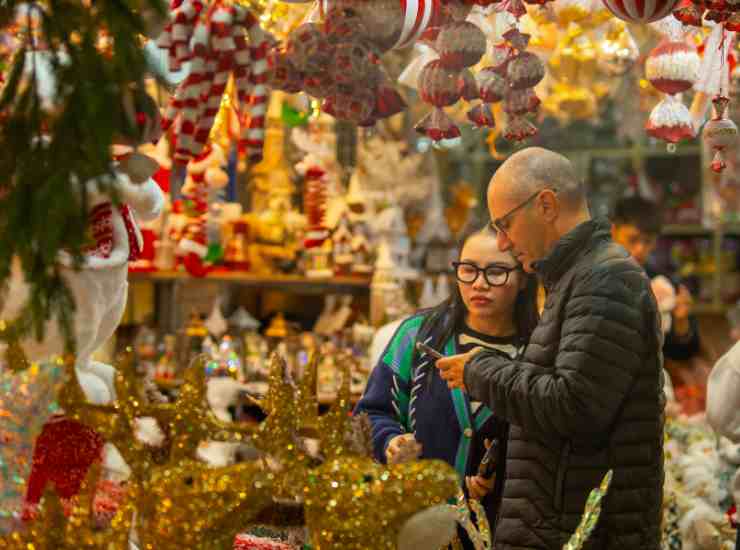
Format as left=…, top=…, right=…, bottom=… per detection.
left=0, top=0, right=165, bottom=351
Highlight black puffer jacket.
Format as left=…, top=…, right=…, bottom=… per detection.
left=464, top=218, right=665, bottom=550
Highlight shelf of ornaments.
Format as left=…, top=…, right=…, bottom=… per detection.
left=129, top=269, right=373, bottom=293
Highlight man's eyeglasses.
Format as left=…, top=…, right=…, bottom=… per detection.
left=490, top=188, right=557, bottom=237
left=452, top=262, right=519, bottom=287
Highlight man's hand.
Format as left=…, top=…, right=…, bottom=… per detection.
left=386, top=433, right=422, bottom=464
left=673, top=285, right=693, bottom=337
left=436, top=348, right=482, bottom=390
left=465, top=475, right=495, bottom=500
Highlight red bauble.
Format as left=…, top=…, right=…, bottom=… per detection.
left=435, top=21, right=487, bottom=70
left=476, top=67, right=507, bottom=103
left=418, top=59, right=462, bottom=108
left=507, top=52, right=545, bottom=89
left=603, top=0, right=679, bottom=22
left=645, top=40, right=700, bottom=95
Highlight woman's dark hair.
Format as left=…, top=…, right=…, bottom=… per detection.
left=415, top=221, right=540, bottom=356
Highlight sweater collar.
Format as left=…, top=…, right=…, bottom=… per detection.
left=533, top=217, right=612, bottom=287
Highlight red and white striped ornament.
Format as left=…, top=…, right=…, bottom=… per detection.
left=602, top=0, right=679, bottom=23
left=159, top=2, right=272, bottom=165
left=241, top=19, right=270, bottom=163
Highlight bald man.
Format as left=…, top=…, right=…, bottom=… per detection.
left=437, top=147, right=664, bottom=549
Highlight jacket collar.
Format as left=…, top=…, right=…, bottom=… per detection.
left=533, top=217, right=612, bottom=288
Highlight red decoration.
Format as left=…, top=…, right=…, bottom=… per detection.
left=303, top=167, right=329, bottom=248
left=418, top=59, right=462, bottom=107
left=158, top=2, right=269, bottom=164
left=645, top=97, right=695, bottom=143
left=322, top=87, right=376, bottom=124
left=506, top=51, right=545, bottom=90
left=603, top=0, right=679, bottom=23
left=234, top=534, right=293, bottom=550
left=435, top=21, right=487, bottom=70
left=645, top=40, right=700, bottom=95
left=23, top=415, right=104, bottom=518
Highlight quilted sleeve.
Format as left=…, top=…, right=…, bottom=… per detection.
left=464, top=263, right=655, bottom=440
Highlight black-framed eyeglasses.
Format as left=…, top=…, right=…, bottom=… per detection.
left=490, top=188, right=557, bottom=237
left=452, top=261, right=519, bottom=287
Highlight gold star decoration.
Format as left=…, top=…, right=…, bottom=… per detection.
left=2, top=350, right=461, bottom=549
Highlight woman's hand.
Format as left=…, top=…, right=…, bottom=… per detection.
left=386, top=433, right=423, bottom=464
left=465, top=475, right=495, bottom=500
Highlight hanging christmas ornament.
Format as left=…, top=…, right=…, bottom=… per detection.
left=645, top=95, right=695, bottom=142
left=416, top=59, right=463, bottom=141
left=645, top=40, right=700, bottom=94
left=602, top=0, right=679, bottom=22
left=435, top=21, right=487, bottom=70
left=703, top=95, right=739, bottom=172
left=506, top=51, right=546, bottom=89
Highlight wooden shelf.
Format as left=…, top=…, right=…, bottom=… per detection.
left=662, top=225, right=713, bottom=237
left=694, top=303, right=729, bottom=315
left=129, top=270, right=371, bottom=294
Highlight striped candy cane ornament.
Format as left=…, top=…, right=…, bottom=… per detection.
left=157, top=0, right=205, bottom=71
left=243, top=20, right=271, bottom=163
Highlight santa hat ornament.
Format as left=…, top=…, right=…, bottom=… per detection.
left=303, top=166, right=330, bottom=248
left=703, top=95, right=738, bottom=172
left=644, top=37, right=700, bottom=144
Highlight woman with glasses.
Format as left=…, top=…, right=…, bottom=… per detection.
left=355, top=224, right=539, bottom=546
